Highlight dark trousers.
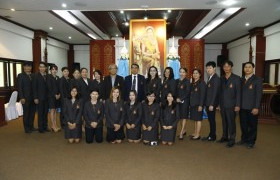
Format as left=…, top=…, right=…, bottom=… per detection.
left=239, top=109, right=258, bottom=145
left=106, top=126, right=125, bottom=142
left=206, top=107, right=216, bottom=139
left=22, top=100, right=35, bottom=132
left=85, top=127, right=103, bottom=143
left=220, top=108, right=236, bottom=143
left=60, top=99, right=65, bottom=128
left=37, top=100, right=48, bottom=131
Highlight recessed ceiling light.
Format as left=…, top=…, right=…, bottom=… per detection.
left=10, top=8, right=15, bottom=11
left=49, top=27, right=53, bottom=30
left=168, top=9, right=172, bottom=13
left=68, top=36, right=72, bottom=39
left=62, top=3, right=67, bottom=8
left=164, top=16, right=167, bottom=20
left=116, top=34, right=119, bottom=37
left=221, top=0, right=237, bottom=6
left=124, top=22, right=129, bottom=26
left=88, top=33, right=96, bottom=39
left=120, top=10, right=124, bottom=14
left=245, top=22, right=250, bottom=26
left=144, top=16, right=148, bottom=20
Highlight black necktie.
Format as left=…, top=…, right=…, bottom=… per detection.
left=132, top=76, right=136, bottom=90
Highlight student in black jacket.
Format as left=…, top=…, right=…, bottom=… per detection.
left=47, top=64, right=61, bottom=132
left=189, top=69, right=206, bottom=140
left=33, top=62, right=49, bottom=133
left=176, top=68, right=191, bottom=140
left=83, top=89, right=104, bottom=144
left=69, top=69, right=81, bottom=93
left=145, top=66, right=161, bottom=103
left=59, top=67, right=70, bottom=129
left=218, top=60, right=241, bottom=148
left=202, top=61, right=220, bottom=142
left=124, top=90, right=142, bottom=143
left=161, top=67, right=176, bottom=107
left=17, top=62, right=35, bottom=133
left=79, top=68, right=94, bottom=103
left=238, top=62, right=263, bottom=149
left=64, top=87, right=83, bottom=143
left=105, top=87, right=125, bottom=144
left=92, top=70, right=105, bottom=102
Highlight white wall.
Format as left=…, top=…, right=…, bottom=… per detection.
left=204, top=44, right=222, bottom=80
left=74, top=45, right=90, bottom=71
left=227, top=36, right=251, bottom=76
left=265, top=22, right=280, bottom=61
left=0, top=19, right=33, bottom=61
left=47, top=38, right=69, bottom=76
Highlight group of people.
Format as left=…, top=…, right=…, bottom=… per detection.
left=16, top=59, right=262, bottom=148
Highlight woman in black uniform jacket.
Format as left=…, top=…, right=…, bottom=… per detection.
left=176, top=68, right=191, bottom=140
left=161, top=67, right=176, bottom=107
left=92, top=70, right=105, bottom=102
left=83, top=89, right=104, bottom=144
left=124, top=90, right=142, bottom=143
left=142, top=92, right=160, bottom=144
left=64, top=87, right=83, bottom=143
left=189, top=69, right=206, bottom=140
left=161, top=92, right=179, bottom=145
left=145, top=66, right=161, bottom=103
left=105, top=87, right=125, bottom=144
left=69, top=69, right=81, bottom=92
left=47, top=64, right=61, bottom=132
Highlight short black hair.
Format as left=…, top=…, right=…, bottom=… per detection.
left=131, top=63, right=139, bottom=69
left=68, top=86, right=80, bottom=100
left=179, top=67, right=187, bottom=73
left=90, top=88, right=99, bottom=94
left=80, top=68, right=88, bottom=72
left=244, top=62, right=255, bottom=68
left=61, top=67, right=69, bottom=72
left=49, top=64, right=58, bottom=70
left=93, top=69, right=103, bottom=79
left=222, top=60, right=233, bottom=67
left=39, top=62, right=47, bottom=67
left=73, top=69, right=80, bottom=73
left=206, top=61, right=216, bottom=68
left=23, top=62, right=32, bottom=67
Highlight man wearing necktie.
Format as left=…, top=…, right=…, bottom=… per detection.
left=124, top=63, right=146, bottom=102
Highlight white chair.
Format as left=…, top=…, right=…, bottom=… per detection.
left=16, top=102, right=23, bottom=116
left=4, top=91, right=19, bottom=121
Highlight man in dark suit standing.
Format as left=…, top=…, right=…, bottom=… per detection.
left=103, top=64, right=124, bottom=100
left=79, top=68, right=94, bottom=103
left=59, top=67, right=70, bottom=129
left=17, top=62, right=36, bottom=133
left=218, top=60, right=241, bottom=148
left=33, top=62, right=49, bottom=133
left=202, top=61, right=220, bottom=141
left=124, top=63, right=146, bottom=102
left=238, top=62, right=263, bottom=149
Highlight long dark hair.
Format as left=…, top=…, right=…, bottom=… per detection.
left=93, top=69, right=103, bottom=81
left=68, top=86, right=80, bottom=100
left=163, top=67, right=174, bottom=81
left=127, top=90, right=138, bottom=106
left=163, top=92, right=176, bottom=109
left=147, top=66, right=159, bottom=83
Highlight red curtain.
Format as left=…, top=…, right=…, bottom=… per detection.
left=178, top=39, right=205, bottom=78
left=90, top=40, right=115, bottom=78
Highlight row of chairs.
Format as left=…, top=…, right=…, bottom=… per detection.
left=4, top=91, right=23, bottom=121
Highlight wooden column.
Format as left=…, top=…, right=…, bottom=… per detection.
left=249, top=27, right=266, bottom=78
left=221, top=43, right=229, bottom=59
left=0, top=96, right=7, bottom=127
left=32, top=30, right=48, bottom=73
left=68, top=44, right=74, bottom=74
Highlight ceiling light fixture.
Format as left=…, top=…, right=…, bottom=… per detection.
left=68, top=36, right=72, bottom=39
left=164, top=16, right=167, bottom=20
left=245, top=22, right=250, bottom=26
left=49, top=27, right=53, bottom=30
left=116, top=34, right=119, bottom=37
left=10, top=8, right=15, bottom=11
left=53, top=10, right=78, bottom=25
left=120, top=10, right=124, bottom=14
left=88, top=33, right=97, bottom=39
left=223, top=7, right=240, bottom=14
left=194, top=18, right=224, bottom=39
left=144, top=16, right=148, bottom=20
left=168, top=9, right=172, bottom=13
left=62, top=3, right=67, bottom=8
left=124, top=22, right=129, bottom=26
left=221, top=0, right=237, bottom=6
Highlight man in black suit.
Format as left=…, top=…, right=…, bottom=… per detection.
left=202, top=61, right=220, bottom=141
left=103, top=64, right=124, bottom=100
left=124, top=63, right=146, bottom=102
left=33, top=62, right=49, bottom=133
left=218, top=60, right=241, bottom=148
left=17, top=62, right=36, bottom=133
left=59, top=67, right=70, bottom=129
left=79, top=68, right=94, bottom=103
left=238, top=62, right=263, bottom=149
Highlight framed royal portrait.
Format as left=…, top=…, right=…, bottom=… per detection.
left=129, top=19, right=166, bottom=77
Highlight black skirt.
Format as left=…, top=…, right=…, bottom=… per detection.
left=142, top=127, right=158, bottom=141
left=64, top=123, right=82, bottom=139
left=48, top=97, right=60, bottom=109
left=190, top=106, right=203, bottom=121
left=161, top=128, right=176, bottom=142
left=106, top=126, right=125, bottom=142
left=178, top=101, right=189, bottom=119
left=126, top=125, right=141, bottom=140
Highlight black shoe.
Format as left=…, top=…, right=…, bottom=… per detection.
left=207, top=137, right=216, bottom=141
left=38, top=130, right=45, bottom=133
left=182, top=132, right=186, bottom=136
left=226, top=142, right=235, bottom=148
left=237, top=140, right=246, bottom=146
left=25, top=130, right=32, bottom=134
left=201, top=137, right=209, bottom=141
left=217, top=138, right=228, bottom=143
left=44, top=129, right=51, bottom=132
left=247, top=144, right=255, bottom=149
left=191, top=136, right=201, bottom=140
left=31, top=128, right=38, bottom=131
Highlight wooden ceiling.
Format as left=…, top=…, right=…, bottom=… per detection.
left=82, top=10, right=210, bottom=39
